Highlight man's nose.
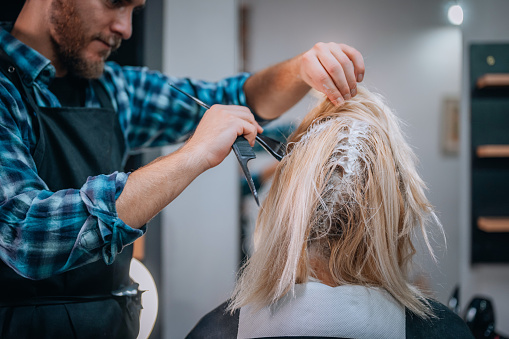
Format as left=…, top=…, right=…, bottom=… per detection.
left=111, top=8, right=133, bottom=40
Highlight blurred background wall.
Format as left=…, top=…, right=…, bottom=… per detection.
left=160, top=1, right=240, bottom=338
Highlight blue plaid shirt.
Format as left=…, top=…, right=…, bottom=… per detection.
left=0, top=23, right=252, bottom=280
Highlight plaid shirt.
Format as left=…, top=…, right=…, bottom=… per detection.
left=0, top=23, right=251, bottom=280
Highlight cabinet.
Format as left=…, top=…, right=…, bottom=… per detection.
left=470, top=44, right=509, bottom=263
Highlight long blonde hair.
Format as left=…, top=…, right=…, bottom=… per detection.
left=229, top=87, right=442, bottom=318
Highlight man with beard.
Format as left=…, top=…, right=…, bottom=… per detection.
left=0, top=0, right=365, bottom=338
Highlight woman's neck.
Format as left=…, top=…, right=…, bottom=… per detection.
left=309, top=257, right=336, bottom=287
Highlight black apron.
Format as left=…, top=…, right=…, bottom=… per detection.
left=0, top=50, right=141, bottom=339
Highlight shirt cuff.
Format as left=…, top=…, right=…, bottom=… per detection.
left=79, top=171, right=145, bottom=265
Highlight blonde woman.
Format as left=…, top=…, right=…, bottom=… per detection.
left=187, top=87, right=472, bottom=339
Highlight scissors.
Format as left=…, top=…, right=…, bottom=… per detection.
left=169, top=84, right=286, bottom=205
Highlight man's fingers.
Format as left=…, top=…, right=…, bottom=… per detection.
left=209, top=104, right=261, bottom=145
left=256, top=124, right=264, bottom=134
left=318, top=50, right=352, bottom=101
left=329, top=46, right=357, bottom=96
left=300, top=42, right=365, bottom=104
left=338, top=43, right=365, bottom=83
left=239, top=120, right=259, bottom=146
left=302, top=53, right=344, bottom=105
left=185, top=104, right=262, bottom=168
left=211, top=104, right=259, bottom=126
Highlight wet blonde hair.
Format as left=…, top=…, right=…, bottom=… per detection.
left=229, top=87, right=442, bottom=318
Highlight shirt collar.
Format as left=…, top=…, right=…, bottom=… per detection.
left=0, top=22, right=55, bottom=86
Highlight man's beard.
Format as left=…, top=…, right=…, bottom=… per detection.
left=49, top=0, right=121, bottom=79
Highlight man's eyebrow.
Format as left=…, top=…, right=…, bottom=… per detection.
left=123, top=0, right=146, bottom=9
left=134, top=1, right=146, bottom=10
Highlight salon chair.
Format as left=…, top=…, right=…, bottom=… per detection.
left=464, top=297, right=508, bottom=339
left=130, top=258, right=159, bottom=339
left=448, top=287, right=508, bottom=339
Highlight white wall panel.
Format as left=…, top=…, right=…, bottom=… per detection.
left=160, top=1, right=239, bottom=337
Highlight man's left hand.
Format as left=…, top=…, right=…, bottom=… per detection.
left=299, top=42, right=365, bottom=106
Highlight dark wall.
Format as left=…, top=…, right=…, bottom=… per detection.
left=0, top=1, right=24, bottom=21
left=109, top=9, right=145, bottom=67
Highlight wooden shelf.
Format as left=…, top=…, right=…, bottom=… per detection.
left=477, top=73, right=509, bottom=89
left=478, top=217, right=509, bottom=232
left=476, top=145, right=509, bottom=158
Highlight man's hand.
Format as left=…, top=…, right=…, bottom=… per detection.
left=243, top=42, right=365, bottom=119
left=299, top=42, right=365, bottom=106
left=116, top=104, right=262, bottom=228
left=181, top=104, right=263, bottom=170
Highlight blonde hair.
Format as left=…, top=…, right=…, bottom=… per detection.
left=229, top=87, right=442, bottom=318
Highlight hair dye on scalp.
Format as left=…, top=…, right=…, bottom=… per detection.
left=309, top=119, right=370, bottom=238
left=229, top=86, right=443, bottom=319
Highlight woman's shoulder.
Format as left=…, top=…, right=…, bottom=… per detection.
left=186, top=301, right=239, bottom=339
left=406, top=299, right=474, bottom=339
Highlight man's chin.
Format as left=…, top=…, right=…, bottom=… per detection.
left=71, top=60, right=105, bottom=79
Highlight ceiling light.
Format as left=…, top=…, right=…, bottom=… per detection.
left=448, top=4, right=464, bottom=25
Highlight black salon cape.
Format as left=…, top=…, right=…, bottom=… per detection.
left=186, top=299, right=473, bottom=339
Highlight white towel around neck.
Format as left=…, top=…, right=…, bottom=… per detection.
left=238, top=282, right=405, bottom=339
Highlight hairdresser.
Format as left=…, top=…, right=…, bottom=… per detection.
left=0, top=0, right=364, bottom=338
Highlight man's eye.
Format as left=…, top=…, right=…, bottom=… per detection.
left=134, top=5, right=145, bottom=14
left=108, top=0, right=124, bottom=7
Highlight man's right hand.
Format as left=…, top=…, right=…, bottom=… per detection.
left=181, top=104, right=263, bottom=171
left=116, top=104, right=262, bottom=228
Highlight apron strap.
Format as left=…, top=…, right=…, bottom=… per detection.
left=91, top=79, right=115, bottom=111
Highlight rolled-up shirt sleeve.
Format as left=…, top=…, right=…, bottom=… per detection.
left=79, top=172, right=144, bottom=266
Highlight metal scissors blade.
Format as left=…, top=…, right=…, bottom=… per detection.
left=169, top=83, right=286, bottom=162
left=255, top=134, right=286, bottom=161
left=170, top=83, right=260, bottom=205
